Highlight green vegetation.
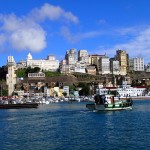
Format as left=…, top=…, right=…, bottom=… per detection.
left=16, top=67, right=61, bottom=78
left=0, top=85, right=8, bottom=96
left=44, top=71, right=61, bottom=77
left=0, top=66, right=7, bottom=80
left=16, top=69, right=26, bottom=78
left=62, top=92, right=67, bottom=97
left=2, top=89, right=8, bottom=96
left=25, top=67, right=41, bottom=74
left=77, top=82, right=90, bottom=96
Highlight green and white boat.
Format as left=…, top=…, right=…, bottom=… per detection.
left=86, top=94, right=133, bottom=111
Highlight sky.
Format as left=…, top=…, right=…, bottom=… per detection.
left=1, top=0, right=150, bottom=66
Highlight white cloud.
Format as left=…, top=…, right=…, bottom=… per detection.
left=94, top=26, right=150, bottom=63
left=0, top=34, right=6, bottom=46
left=10, top=27, right=46, bottom=51
left=0, top=14, right=46, bottom=52
left=97, top=19, right=106, bottom=25
left=30, top=3, right=79, bottom=23
left=0, top=3, right=78, bottom=52
left=112, top=27, right=150, bottom=62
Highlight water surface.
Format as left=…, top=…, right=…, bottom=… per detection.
left=0, top=100, right=150, bottom=150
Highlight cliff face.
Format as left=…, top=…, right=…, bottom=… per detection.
left=45, top=75, right=78, bottom=84
left=19, top=75, right=78, bottom=85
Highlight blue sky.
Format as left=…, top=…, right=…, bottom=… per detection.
left=1, top=0, right=150, bottom=66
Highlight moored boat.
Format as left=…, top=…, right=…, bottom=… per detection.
left=86, top=94, right=132, bottom=111
left=0, top=99, right=39, bottom=109
left=0, top=103, right=39, bottom=109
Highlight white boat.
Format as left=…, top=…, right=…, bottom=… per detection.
left=86, top=94, right=132, bottom=111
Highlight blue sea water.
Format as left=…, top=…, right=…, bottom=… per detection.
left=0, top=100, right=150, bottom=150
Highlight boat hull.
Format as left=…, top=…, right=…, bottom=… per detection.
left=0, top=103, right=39, bottom=109
left=86, top=103, right=132, bottom=111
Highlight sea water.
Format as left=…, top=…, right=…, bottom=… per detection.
left=0, top=100, right=150, bottom=150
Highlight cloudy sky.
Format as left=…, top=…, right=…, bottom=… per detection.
left=1, top=0, right=150, bottom=66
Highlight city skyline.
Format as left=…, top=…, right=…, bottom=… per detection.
left=1, top=0, right=150, bottom=66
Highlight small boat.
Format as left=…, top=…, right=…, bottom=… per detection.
left=0, top=103, right=39, bottom=109
left=86, top=94, right=132, bottom=111
left=0, top=99, right=39, bottom=109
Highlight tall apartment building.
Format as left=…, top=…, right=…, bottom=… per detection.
left=89, top=54, right=106, bottom=72
left=146, top=63, right=150, bottom=72
left=62, top=48, right=77, bottom=73
left=65, top=48, right=77, bottom=65
left=6, top=56, right=16, bottom=96
left=59, top=59, right=70, bottom=74
left=110, top=58, right=120, bottom=75
left=26, top=53, right=59, bottom=71
left=78, top=50, right=89, bottom=64
left=99, top=56, right=110, bottom=74
left=129, top=57, right=144, bottom=71
left=115, top=50, right=128, bottom=75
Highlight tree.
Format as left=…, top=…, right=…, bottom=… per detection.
left=62, top=92, right=67, bottom=97
left=16, top=69, right=26, bottom=78
left=78, top=82, right=90, bottom=96
left=0, top=66, right=7, bottom=80
left=33, top=67, right=41, bottom=73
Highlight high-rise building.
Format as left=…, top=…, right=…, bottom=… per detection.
left=65, top=48, right=77, bottom=65
left=99, top=56, right=110, bottom=74
left=89, top=54, right=106, bottom=72
left=110, top=58, right=120, bottom=75
left=115, top=50, right=128, bottom=75
left=78, top=50, right=89, bottom=64
left=129, top=57, right=144, bottom=71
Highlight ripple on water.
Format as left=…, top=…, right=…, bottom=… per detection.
left=0, top=101, right=150, bottom=150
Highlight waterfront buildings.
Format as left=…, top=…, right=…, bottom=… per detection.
left=96, top=81, right=146, bottom=97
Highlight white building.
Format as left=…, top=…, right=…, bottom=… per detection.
left=60, top=49, right=77, bottom=74
left=129, top=57, right=144, bottom=71
left=6, top=56, right=17, bottom=96
left=78, top=50, right=89, bottom=64
left=26, top=53, right=59, bottom=71
left=96, top=81, right=146, bottom=97
left=74, top=62, right=86, bottom=73
left=110, top=60, right=120, bottom=75
left=65, top=48, right=77, bottom=65
left=99, top=57, right=110, bottom=74
left=16, top=60, right=26, bottom=69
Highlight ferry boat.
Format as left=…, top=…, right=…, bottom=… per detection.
left=86, top=94, right=132, bottom=111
